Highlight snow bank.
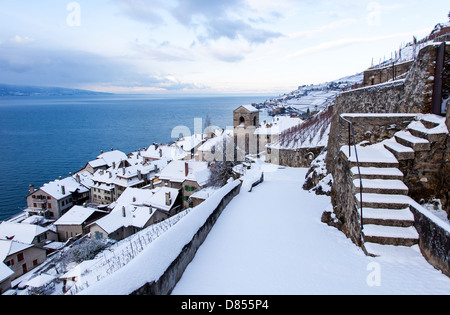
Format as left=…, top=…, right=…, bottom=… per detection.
left=79, top=180, right=241, bottom=295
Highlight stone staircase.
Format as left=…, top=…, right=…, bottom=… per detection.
left=341, top=115, right=448, bottom=256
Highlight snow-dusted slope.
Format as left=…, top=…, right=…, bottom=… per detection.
left=256, top=73, right=363, bottom=115
left=173, top=166, right=450, bottom=295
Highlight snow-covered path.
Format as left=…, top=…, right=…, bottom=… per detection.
left=173, top=166, right=450, bottom=295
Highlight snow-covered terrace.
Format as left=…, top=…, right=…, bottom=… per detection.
left=173, top=166, right=450, bottom=295
left=71, top=163, right=450, bottom=295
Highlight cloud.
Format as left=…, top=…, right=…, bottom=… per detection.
left=0, top=45, right=205, bottom=92
left=288, top=19, right=357, bottom=40
left=113, top=0, right=167, bottom=25
left=286, top=29, right=430, bottom=58
left=114, top=0, right=283, bottom=45
left=9, top=35, right=36, bottom=44
left=132, top=40, right=196, bottom=62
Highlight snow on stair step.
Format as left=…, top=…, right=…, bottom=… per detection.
left=408, top=120, right=448, bottom=143
left=364, top=242, right=421, bottom=258
left=356, top=193, right=412, bottom=209
left=395, top=131, right=430, bottom=151
left=420, top=113, right=447, bottom=129
left=363, top=225, right=419, bottom=240
left=363, top=208, right=415, bottom=226
left=363, top=225, right=419, bottom=246
left=383, top=139, right=415, bottom=160
left=351, top=167, right=404, bottom=180
left=341, top=143, right=399, bottom=168
left=353, top=179, right=409, bottom=195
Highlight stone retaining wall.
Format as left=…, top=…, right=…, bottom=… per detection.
left=266, top=146, right=324, bottom=168
left=410, top=203, right=450, bottom=277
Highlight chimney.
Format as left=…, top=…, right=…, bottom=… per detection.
left=61, top=186, right=66, bottom=195
left=122, top=206, right=126, bottom=218
left=112, top=161, right=116, bottom=169
left=123, top=168, right=126, bottom=175
left=165, top=192, right=171, bottom=206
left=185, top=162, right=189, bottom=177
left=133, top=196, right=137, bottom=202
left=137, top=170, right=142, bottom=180
left=76, top=174, right=81, bottom=183
left=159, top=148, right=163, bottom=158
left=29, top=185, right=35, bottom=194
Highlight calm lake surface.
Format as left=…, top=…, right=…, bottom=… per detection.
left=0, top=94, right=269, bottom=220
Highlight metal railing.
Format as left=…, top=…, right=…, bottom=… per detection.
left=340, top=116, right=364, bottom=232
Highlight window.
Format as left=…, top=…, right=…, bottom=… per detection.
left=48, top=203, right=52, bottom=209
left=5, top=259, right=14, bottom=267
left=33, top=260, right=38, bottom=267
left=17, top=253, right=24, bottom=262
left=95, top=231, right=104, bottom=240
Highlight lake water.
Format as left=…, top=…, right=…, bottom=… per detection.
left=0, top=94, right=269, bottom=220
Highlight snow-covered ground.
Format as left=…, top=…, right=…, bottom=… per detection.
left=173, top=165, right=450, bottom=295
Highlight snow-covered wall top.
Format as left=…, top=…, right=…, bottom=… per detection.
left=79, top=180, right=241, bottom=295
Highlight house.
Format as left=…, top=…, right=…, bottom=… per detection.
left=0, top=261, right=14, bottom=294
left=113, top=159, right=167, bottom=200
left=26, top=174, right=91, bottom=220
left=189, top=187, right=219, bottom=208
left=173, top=134, right=205, bottom=160
left=90, top=168, right=119, bottom=205
left=255, top=116, right=303, bottom=145
left=0, top=222, right=58, bottom=247
left=196, top=129, right=234, bottom=162
left=159, top=161, right=210, bottom=208
left=89, top=188, right=169, bottom=241
left=53, top=206, right=109, bottom=242
left=82, top=150, right=128, bottom=174
left=142, top=144, right=187, bottom=163
left=0, top=240, right=47, bottom=282
left=145, top=187, right=181, bottom=216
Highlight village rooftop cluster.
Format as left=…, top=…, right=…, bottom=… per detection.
left=0, top=105, right=306, bottom=295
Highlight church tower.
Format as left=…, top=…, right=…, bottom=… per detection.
left=233, top=105, right=260, bottom=159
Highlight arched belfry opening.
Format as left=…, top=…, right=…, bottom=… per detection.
left=233, top=105, right=259, bottom=129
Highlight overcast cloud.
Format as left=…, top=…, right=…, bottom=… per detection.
left=0, top=0, right=447, bottom=93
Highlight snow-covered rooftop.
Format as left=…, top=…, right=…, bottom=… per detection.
left=159, top=161, right=210, bottom=186
left=38, top=176, right=90, bottom=200
left=255, top=116, right=303, bottom=136
left=0, top=239, right=33, bottom=261
left=145, top=187, right=180, bottom=212
left=240, top=105, right=259, bottom=113
left=54, top=206, right=106, bottom=226
left=0, top=222, right=50, bottom=244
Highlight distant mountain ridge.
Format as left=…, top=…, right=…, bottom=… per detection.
left=0, top=84, right=113, bottom=96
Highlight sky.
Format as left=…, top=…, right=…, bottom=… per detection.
left=0, top=0, right=448, bottom=95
